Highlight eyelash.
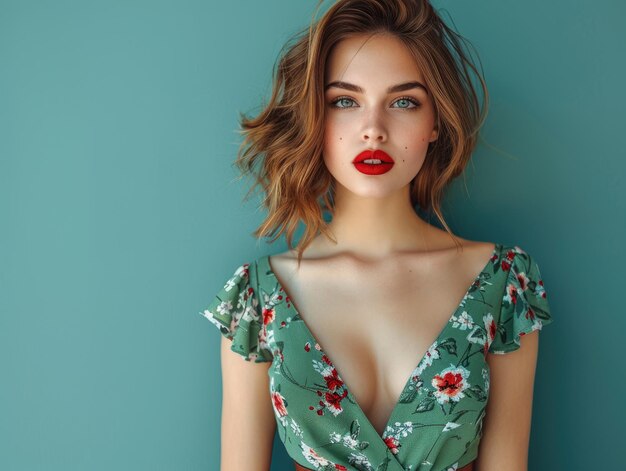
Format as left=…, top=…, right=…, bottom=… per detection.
left=329, top=95, right=421, bottom=110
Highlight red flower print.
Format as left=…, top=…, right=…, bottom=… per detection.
left=323, top=368, right=344, bottom=392
left=384, top=436, right=401, bottom=455
left=324, top=389, right=348, bottom=415
left=501, top=260, right=511, bottom=271
left=262, top=307, right=275, bottom=325
left=434, top=372, right=463, bottom=394
left=507, top=284, right=518, bottom=304
left=271, top=391, right=288, bottom=417
left=304, top=342, right=311, bottom=352
left=516, top=272, right=529, bottom=290
left=525, top=306, right=536, bottom=321
left=484, top=313, right=496, bottom=343
left=335, top=465, right=348, bottom=470
left=432, top=365, right=470, bottom=404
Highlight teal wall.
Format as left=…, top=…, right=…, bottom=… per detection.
left=1, top=0, right=623, bottom=469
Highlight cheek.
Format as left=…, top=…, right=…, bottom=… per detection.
left=323, top=119, right=346, bottom=163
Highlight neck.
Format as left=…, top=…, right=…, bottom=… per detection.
left=313, top=183, right=444, bottom=260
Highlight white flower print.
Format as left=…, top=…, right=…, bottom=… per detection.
left=300, top=441, right=332, bottom=468
left=327, top=429, right=361, bottom=449
left=224, top=277, right=237, bottom=292
left=201, top=309, right=225, bottom=332
left=482, top=367, right=490, bottom=394
left=342, top=435, right=360, bottom=449
left=329, top=432, right=342, bottom=443
left=451, top=311, right=474, bottom=330
left=413, top=341, right=441, bottom=376
left=382, top=421, right=414, bottom=455
left=483, top=312, right=496, bottom=347
left=535, top=280, right=548, bottom=299
left=383, top=421, right=414, bottom=441
left=215, top=300, right=233, bottom=315
left=348, top=452, right=374, bottom=470
left=466, top=325, right=487, bottom=345
left=442, top=421, right=461, bottom=432
left=290, top=418, right=303, bottom=438
left=312, top=359, right=333, bottom=377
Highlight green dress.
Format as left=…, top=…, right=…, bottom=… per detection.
left=200, top=243, right=553, bottom=471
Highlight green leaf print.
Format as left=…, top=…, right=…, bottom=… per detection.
left=464, top=384, right=487, bottom=402
left=438, top=337, right=458, bottom=356
left=398, top=385, right=420, bottom=404
left=414, top=395, right=436, bottom=413
left=350, top=419, right=361, bottom=440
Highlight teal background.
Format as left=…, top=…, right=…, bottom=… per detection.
left=1, top=0, right=623, bottom=469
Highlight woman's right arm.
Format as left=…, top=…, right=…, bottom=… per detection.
left=220, top=335, right=276, bottom=471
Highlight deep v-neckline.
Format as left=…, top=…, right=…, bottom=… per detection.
left=261, top=243, right=501, bottom=441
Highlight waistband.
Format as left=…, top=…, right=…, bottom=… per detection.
left=294, top=459, right=475, bottom=471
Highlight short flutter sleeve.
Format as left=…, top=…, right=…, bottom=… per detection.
left=488, top=247, right=553, bottom=354
left=199, top=262, right=273, bottom=363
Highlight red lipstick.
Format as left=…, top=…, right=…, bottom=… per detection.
left=352, top=149, right=395, bottom=175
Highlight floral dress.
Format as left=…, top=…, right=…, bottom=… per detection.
left=200, top=243, right=553, bottom=471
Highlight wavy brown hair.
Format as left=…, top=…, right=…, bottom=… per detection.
left=234, top=0, right=488, bottom=264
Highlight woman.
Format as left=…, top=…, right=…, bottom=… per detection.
left=201, top=1, right=553, bottom=470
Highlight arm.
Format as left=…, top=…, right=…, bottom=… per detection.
left=220, top=336, right=276, bottom=471
left=475, top=330, right=539, bottom=471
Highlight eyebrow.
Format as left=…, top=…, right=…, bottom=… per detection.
left=324, top=80, right=429, bottom=94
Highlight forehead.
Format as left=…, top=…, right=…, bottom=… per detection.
left=325, top=33, right=425, bottom=84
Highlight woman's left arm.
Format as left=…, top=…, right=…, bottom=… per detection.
left=474, top=329, right=540, bottom=471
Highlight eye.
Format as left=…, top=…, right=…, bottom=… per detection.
left=391, top=96, right=421, bottom=109
left=329, top=95, right=422, bottom=110
left=330, top=96, right=357, bottom=108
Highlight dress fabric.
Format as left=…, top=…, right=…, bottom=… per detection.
left=200, top=243, right=553, bottom=471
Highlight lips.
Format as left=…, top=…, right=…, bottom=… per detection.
left=352, top=149, right=395, bottom=164
left=352, top=149, right=394, bottom=175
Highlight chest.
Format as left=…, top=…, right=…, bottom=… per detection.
left=268, top=253, right=484, bottom=435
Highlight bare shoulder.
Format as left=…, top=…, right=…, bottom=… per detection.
left=268, top=236, right=497, bottom=280
left=454, top=238, right=499, bottom=269
left=417, top=235, right=498, bottom=275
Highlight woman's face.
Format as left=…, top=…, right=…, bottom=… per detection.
left=323, top=33, right=438, bottom=199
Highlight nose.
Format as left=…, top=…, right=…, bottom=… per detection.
left=361, top=109, right=387, bottom=143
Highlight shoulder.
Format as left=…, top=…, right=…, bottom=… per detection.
left=199, top=258, right=273, bottom=363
